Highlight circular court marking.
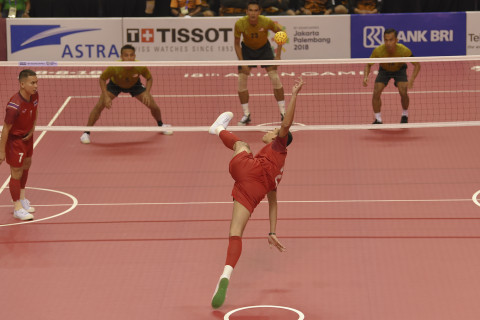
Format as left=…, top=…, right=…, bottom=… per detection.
left=472, top=190, right=480, bottom=207
left=0, top=186, right=78, bottom=227
left=224, top=305, right=304, bottom=320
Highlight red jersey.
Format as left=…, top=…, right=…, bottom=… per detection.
left=4, top=92, right=38, bottom=138
left=254, top=134, right=288, bottom=190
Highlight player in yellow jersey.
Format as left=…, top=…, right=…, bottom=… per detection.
left=363, top=28, right=421, bottom=124
left=234, top=0, right=285, bottom=125
left=80, top=44, right=171, bottom=144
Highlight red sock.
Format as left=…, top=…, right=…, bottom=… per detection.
left=9, top=178, right=21, bottom=202
left=20, top=169, right=29, bottom=189
left=219, top=131, right=240, bottom=150
left=225, top=236, right=242, bottom=268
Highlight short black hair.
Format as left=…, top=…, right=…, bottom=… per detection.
left=19, top=69, right=36, bottom=81
left=121, top=44, right=136, bottom=54
left=247, top=0, right=260, bottom=7
left=384, top=28, right=398, bottom=38
left=287, top=131, right=293, bottom=146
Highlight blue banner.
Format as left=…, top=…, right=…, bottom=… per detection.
left=351, top=12, right=466, bottom=58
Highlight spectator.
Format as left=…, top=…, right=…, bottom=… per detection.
left=260, top=0, right=290, bottom=15
left=298, top=0, right=333, bottom=15
left=219, top=0, right=246, bottom=16
left=0, top=0, right=30, bottom=17
left=171, top=0, right=202, bottom=17
left=331, top=0, right=348, bottom=13
left=287, top=0, right=301, bottom=14
left=349, top=0, right=382, bottom=14
left=198, top=0, right=215, bottom=16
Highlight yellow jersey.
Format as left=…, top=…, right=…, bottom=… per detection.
left=234, top=15, right=278, bottom=50
left=100, top=66, right=151, bottom=89
left=370, top=43, right=413, bottom=72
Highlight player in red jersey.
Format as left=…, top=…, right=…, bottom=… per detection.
left=0, top=69, right=38, bottom=221
left=209, top=77, right=304, bottom=309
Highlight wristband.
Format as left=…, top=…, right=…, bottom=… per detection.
left=269, top=232, right=276, bottom=236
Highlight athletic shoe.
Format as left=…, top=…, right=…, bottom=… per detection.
left=401, top=116, right=408, bottom=123
left=13, top=208, right=34, bottom=221
left=80, top=132, right=91, bottom=144
left=237, top=114, right=251, bottom=126
left=161, top=124, right=173, bottom=135
left=209, top=111, right=234, bottom=135
left=211, top=277, right=229, bottom=309
left=20, top=198, right=35, bottom=213
left=372, top=119, right=383, bottom=124
left=280, top=113, right=285, bottom=121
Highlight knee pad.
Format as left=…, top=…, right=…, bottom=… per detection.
left=267, top=70, right=283, bottom=89
left=238, top=73, right=248, bottom=92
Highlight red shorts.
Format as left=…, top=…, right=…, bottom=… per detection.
left=6, top=137, right=33, bottom=168
left=229, top=151, right=270, bottom=214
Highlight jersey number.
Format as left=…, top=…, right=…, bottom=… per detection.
left=18, top=152, right=24, bottom=163
left=250, top=33, right=259, bottom=39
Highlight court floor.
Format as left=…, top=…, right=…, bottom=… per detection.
left=2, top=125, right=480, bottom=320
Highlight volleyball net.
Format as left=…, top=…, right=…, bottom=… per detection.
left=0, top=56, right=479, bottom=132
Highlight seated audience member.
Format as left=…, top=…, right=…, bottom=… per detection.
left=260, top=0, right=290, bottom=15
left=0, top=0, right=30, bottom=17
left=331, top=0, right=348, bottom=13
left=219, top=0, right=247, bottom=16
left=349, top=0, right=382, bottom=14
left=171, top=0, right=201, bottom=17
left=298, top=0, right=333, bottom=15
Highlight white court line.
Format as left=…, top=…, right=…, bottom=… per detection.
left=0, top=198, right=472, bottom=209
left=225, top=305, right=304, bottom=320
left=0, top=97, right=72, bottom=196
left=70, top=89, right=480, bottom=99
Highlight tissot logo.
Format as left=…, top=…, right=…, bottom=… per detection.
left=127, top=28, right=233, bottom=43
left=363, top=26, right=384, bottom=48
left=10, top=25, right=100, bottom=53
left=127, top=28, right=154, bottom=42
left=142, top=29, right=154, bottom=42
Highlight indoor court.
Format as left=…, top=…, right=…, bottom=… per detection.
left=1, top=58, right=480, bottom=320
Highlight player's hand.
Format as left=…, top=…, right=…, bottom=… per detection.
left=142, top=93, right=152, bottom=106
left=104, top=96, right=113, bottom=109
left=292, top=77, right=304, bottom=95
left=363, top=77, right=368, bottom=87
left=0, top=151, right=5, bottom=165
left=22, top=130, right=33, bottom=141
left=268, top=234, right=286, bottom=252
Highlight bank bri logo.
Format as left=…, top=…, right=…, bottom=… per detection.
left=11, top=25, right=99, bottom=53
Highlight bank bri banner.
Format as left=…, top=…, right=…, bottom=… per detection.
left=351, top=12, right=466, bottom=58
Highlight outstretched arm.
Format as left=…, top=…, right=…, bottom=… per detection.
left=278, top=77, right=304, bottom=138
left=408, top=62, right=421, bottom=88
left=363, top=63, right=373, bottom=87
left=267, top=190, right=286, bottom=252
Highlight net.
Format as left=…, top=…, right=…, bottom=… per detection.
left=1, top=56, right=480, bottom=132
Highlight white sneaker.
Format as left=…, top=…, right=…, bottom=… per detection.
left=20, top=198, right=35, bottom=213
left=161, top=124, right=173, bottom=135
left=209, top=112, right=234, bottom=135
left=80, top=132, right=90, bottom=144
left=237, top=114, right=251, bottom=126
left=14, top=208, right=34, bottom=221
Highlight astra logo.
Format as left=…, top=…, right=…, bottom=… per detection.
left=11, top=25, right=100, bottom=53
left=363, top=26, right=385, bottom=48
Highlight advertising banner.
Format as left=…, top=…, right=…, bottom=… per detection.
left=351, top=12, right=466, bottom=58
left=7, top=18, right=123, bottom=61
left=124, top=15, right=350, bottom=61
left=467, top=12, right=480, bottom=55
